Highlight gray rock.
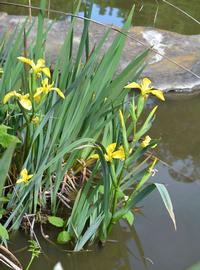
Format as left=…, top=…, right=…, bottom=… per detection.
left=0, top=13, right=200, bottom=93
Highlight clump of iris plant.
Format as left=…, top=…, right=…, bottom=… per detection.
left=3, top=57, right=65, bottom=185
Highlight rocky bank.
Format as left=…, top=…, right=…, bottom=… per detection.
left=0, top=12, right=200, bottom=92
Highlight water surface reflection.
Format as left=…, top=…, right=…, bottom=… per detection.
left=1, top=0, right=200, bottom=34
left=2, top=95, right=200, bottom=270
left=151, top=93, right=200, bottom=183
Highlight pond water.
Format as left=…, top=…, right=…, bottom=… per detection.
left=1, top=0, right=200, bottom=269
left=1, top=0, right=200, bottom=35
left=2, top=93, right=200, bottom=270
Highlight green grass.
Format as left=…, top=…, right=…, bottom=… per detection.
left=0, top=0, right=175, bottom=251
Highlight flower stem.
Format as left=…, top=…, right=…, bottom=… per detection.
left=107, top=163, right=119, bottom=234
left=25, top=255, right=34, bottom=270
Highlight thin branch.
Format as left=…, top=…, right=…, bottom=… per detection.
left=47, top=0, right=50, bottom=19
left=0, top=255, right=22, bottom=270
left=139, top=0, right=144, bottom=12
left=28, top=0, right=32, bottom=21
left=153, top=0, right=159, bottom=26
left=0, top=245, right=22, bottom=270
left=162, top=0, right=200, bottom=25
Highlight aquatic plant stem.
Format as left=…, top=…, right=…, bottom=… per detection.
left=30, top=73, right=36, bottom=116
left=106, top=163, right=117, bottom=234
left=17, top=101, right=31, bottom=167
left=108, top=162, right=124, bottom=234
left=25, top=255, right=34, bottom=270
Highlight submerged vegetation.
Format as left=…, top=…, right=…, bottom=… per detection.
left=0, top=0, right=175, bottom=264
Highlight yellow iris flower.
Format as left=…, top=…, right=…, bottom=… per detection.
left=91, top=143, right=125, bottom=162
left=34, top=78, right=65, bottom=102
left=17, top=56, right=51, bottom=78
left=125, top=78, right=165, bottom=101
left=16, top=169, right=33, bottom=184
left=141, top=135, right=151, bottom=148
left=3, top=91, right=32, bottom=110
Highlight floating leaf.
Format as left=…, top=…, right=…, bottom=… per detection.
left=48, top=216, right=64, bottom=228
left=57, top=231, right=71, bottom=244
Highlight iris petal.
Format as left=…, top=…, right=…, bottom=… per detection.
left=42, top=67, right=51, bottom=78
left=17, top=56, right=34, bottom=68
left=124, top=82, right=141, bottom=89
left=19, top=96, right=32, bottom=110
left=3, top=91, right=18, bottom=104
left=141, top=78, right=152, bottom=90
left=106, top=143, right=116, bottom=155
left=150, top=90, right=165, bottom=101
left=112, top=147, right=125, bottom=159
left=53, top=88, right=65, bottom=99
